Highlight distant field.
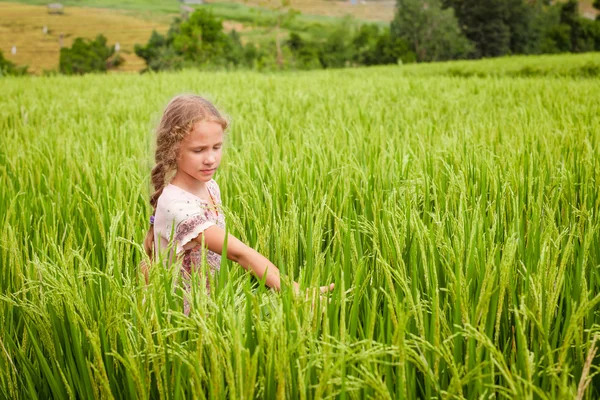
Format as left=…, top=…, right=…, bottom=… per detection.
left=0, top=0, right=385, bottom=74
left=0, top=0, right=395, bottom=22
left=0, top=2, right=266, bottom=74
left=2, top=0, right=597, bottom=74
left=0, top=2, right=170, bottom=73
left=1, top=0, right=596, bottom=25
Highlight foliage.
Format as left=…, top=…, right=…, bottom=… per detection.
left=136, top=10, right=413, bottom=72
left=285, top=33, right=322, bottom=69
left=59, top=34, right=123, bottom=75
left=135, top=10, right=257, bottom=71
left=317, top=19, right=355, bottom=68
left=442, top=0, right=600, bottom=57
left=0, top=50, right=28, bottom=77
left=391, top=0, right=472, bottom=62
left=284, top=22, right=415, bottom=69
left=442, top=0, right=511, bottom=57
left=539, top=1, right=600, bottom=53
left=173, top=9, right=231, bottom=65
left=351, top=24, right=416, bottom=65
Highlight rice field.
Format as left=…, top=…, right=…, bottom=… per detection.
left=1, top=53, right=600, bottom=399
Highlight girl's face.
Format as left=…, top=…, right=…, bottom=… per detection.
left=176, top=120, right=224, bottom=184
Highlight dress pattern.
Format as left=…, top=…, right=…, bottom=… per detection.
left=153, top=179, right=225, bottom=315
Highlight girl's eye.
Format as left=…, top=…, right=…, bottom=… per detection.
left=214, top=145, right=222, bottom=150
left=193, top=149, right=204, bottom=153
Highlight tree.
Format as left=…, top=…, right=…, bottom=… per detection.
left=352, top=24, right=381, bottom=65
left=352, top=24, right=415, bottom=65
left=0, top=50, right=28, bottom=77
left=59, top=34, right=123, bottom=75
left=318, top=19, right=355, bottom=68
left=504, top=0, right=539, bottom=54
left=286, top=33, right=321, bottom=69
left=259, top=0, right=300, bottom=69
left=443, top=0, right=511, bottom=58
left=172, top=9, right=231, bottom=65
left=391, top=0, right=472, bottom=62
left=135, top=10, right=259, bottom=71
left=375, top=29, right=416, bottom=64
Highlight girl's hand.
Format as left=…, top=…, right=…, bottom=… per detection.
left=292, top=282, right=335, bottom=296
left=293, top=283, right=335, bottom=311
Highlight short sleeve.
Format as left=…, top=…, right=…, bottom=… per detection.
left=164, top=199, right=216, bottom=255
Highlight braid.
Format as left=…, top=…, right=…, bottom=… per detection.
left=150, top=162, right=166, bottom=210
left=142, top=161, right=168, bottom=282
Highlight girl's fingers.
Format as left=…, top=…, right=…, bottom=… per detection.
left=297, top=283, right=335, bottom=301
left=319, top=283, right=335, bottom=293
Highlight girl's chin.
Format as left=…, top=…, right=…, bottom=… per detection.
left=197, top=170, right=216, bottom=179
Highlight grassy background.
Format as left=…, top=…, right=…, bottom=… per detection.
left=1, top=53, right=599, bottom=398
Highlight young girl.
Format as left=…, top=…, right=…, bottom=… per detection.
left=142, top=94, right=335, bottom=315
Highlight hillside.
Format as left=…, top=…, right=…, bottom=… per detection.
left=0, top=0, right=391, bottom=74
left=0, top=2, right=170, bottom=73
left=1, top=0, right=597, bottom=74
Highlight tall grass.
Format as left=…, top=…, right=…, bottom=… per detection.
left=1, top=55, right=599, bottom=398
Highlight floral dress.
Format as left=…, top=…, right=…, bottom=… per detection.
left=153, top=179, right=225, bottom=315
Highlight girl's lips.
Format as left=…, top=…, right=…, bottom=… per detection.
left=201, top=168, right=215, bottom=174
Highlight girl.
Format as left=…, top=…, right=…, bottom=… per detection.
left=141, top=94, right=335, bottom=315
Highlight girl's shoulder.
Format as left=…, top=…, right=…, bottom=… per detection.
left=208, top=178, right=220, bottom=189
left=156, top=183, right=182, bottom=208
left=207, top=179, right=222, bottom=202
left=157, top=180, right=220, bottom=209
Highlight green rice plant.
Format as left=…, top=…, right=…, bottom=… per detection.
left=1, top=53, right=599, bottom=398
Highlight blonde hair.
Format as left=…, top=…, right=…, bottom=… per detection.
left=141, top=94, right=229, bottom=280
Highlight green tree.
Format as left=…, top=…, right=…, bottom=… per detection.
left=375, top=29, right=416, bottom=64
left=259, top=0, right=300, bottom=68
left=443, top=0, right=511, bottom=58
left=172, top=9, right=231, bottom=65
left=443, top=0, right=566, bottom=56
left=135, top=10, right=259, bottom=71
left=391, top=0, right=472, bottom=62
left=352, top=24, right=381, bottom=65
left=541, top=23, right=572, bottom=53
left=504, top=0, right=540, bottom=54
left=318, top=19, right=355, bottom=68
left=352, top=24, right=415, bottom=65
left=59, top=34, right=123, bottom=75
left=286, top=33, right=321, bottom=69
left=0, top=50, right=28, bottom=77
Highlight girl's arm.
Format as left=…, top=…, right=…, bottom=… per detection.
left=193, top=225, right=334, bottom=295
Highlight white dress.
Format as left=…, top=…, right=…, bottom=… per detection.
left=153, top=179, right=225, bottom=314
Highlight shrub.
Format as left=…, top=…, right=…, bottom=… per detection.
left=0, top=50, right=28, bottom=77
left=59, top=34, right=123, bottom=75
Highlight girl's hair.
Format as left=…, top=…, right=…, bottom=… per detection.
left=141, top=94, right=229, bottom=275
